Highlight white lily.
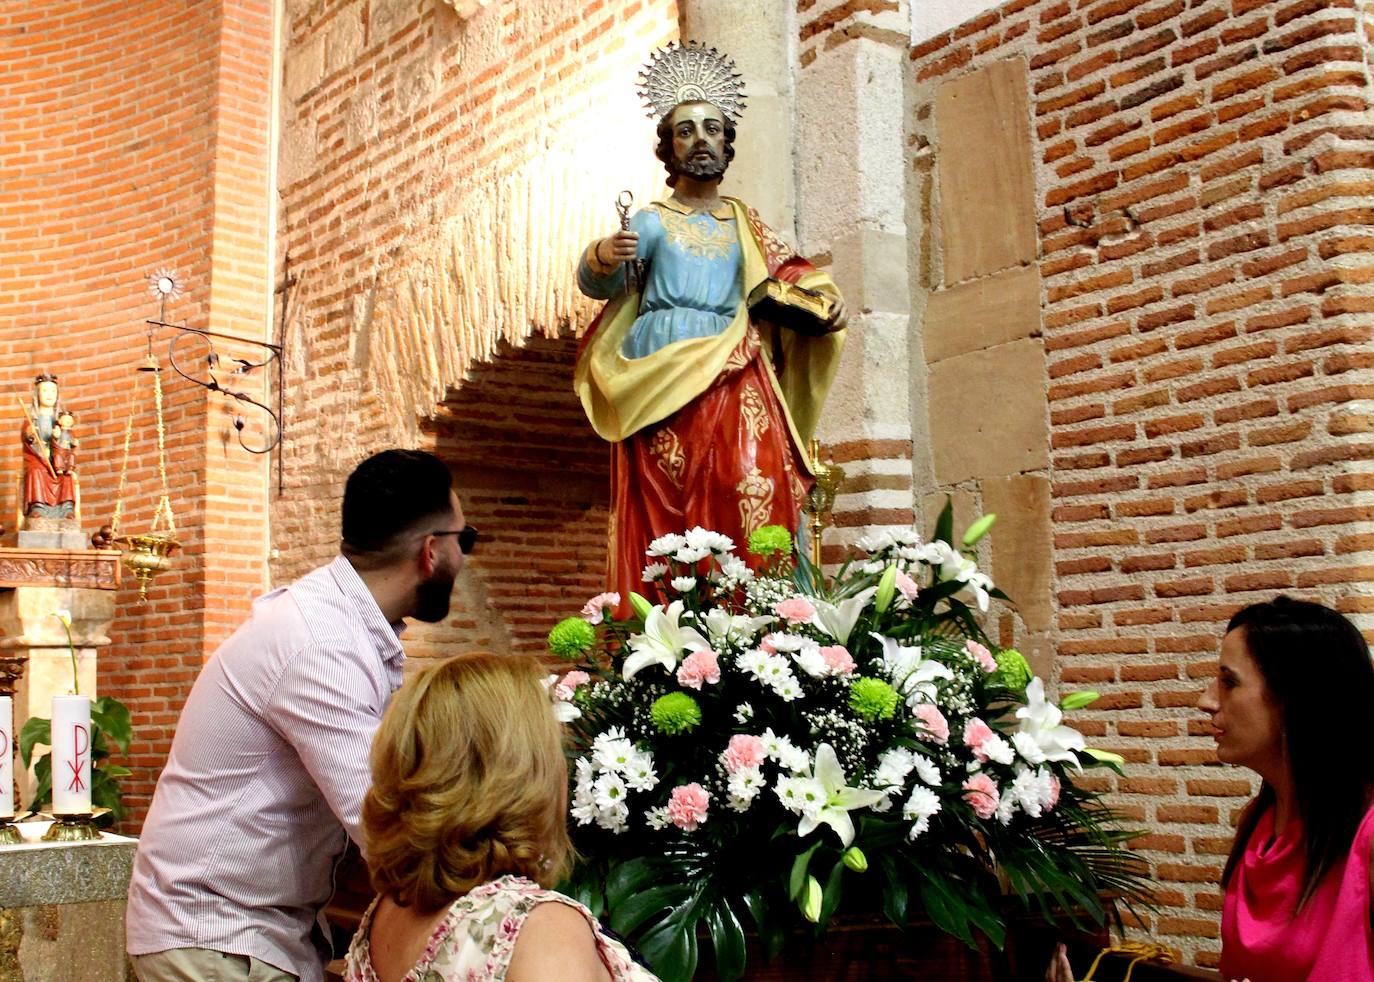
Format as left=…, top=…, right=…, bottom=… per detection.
left=1015, top=678, right=1086, bottom=767
left=796, top=743, right=885, bottom=847
left=700, top=608, right=772, bottom=646
left=873, top=634, right=953, bottom=706
left=811, top=586, right=878, bottom=645
left=932, top=548, right=993, bottom=612
left=623, top=600, right=711, bottom=680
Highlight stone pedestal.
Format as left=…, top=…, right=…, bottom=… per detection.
left=0, top=821, right=136, bottom=982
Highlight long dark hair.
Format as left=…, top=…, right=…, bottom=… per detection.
left=1219, top=596, right=1374, bottom=909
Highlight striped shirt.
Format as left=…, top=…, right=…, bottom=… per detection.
left=126, top=556, right=405, bottom=982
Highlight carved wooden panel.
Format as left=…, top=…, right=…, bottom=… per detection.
left=0, top=550, right=120, bottom=591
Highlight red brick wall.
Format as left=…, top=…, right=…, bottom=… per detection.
left=0, top=0, right=274, bottom=829
left=272, top=0, right=678, bottom=661
left=404, top=336, right=611, bottom=662
left=891, top=0, right=1374, bottom=965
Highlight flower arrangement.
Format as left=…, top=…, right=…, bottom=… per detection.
left=552, top=504, right=1149, bottom=982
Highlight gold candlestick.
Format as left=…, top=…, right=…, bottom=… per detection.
left=0, top=819, right=22, bottom=845
left=805, top=438, right=845, bottom=571
left=42, top=812, right=101, bottom=842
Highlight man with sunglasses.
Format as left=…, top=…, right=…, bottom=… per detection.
left=128, top=449, right=477, bottom=982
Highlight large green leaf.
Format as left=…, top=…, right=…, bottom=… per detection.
left=609, top=881, right=693, bottom=937
left=18, top=716, right=50, bottom=768
left=606, top=857, right=665, bottom=907
left=879, top=856, right=908, bottom=925
left=30, top=753, right=52, bottom=808
left=705, top=898, right=747, bottom=982
left=92, top=697, right=132, bottom=754
left=741, top=888, right=786, bottom=963
left=788, top=841, right=821, bottom=900
left=637, top=895, right=703, bottom=982
left=933, top=496, right=954, bottom=546
left=818, top=858, right=846, bottom=925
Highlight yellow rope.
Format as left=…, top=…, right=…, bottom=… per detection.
left=149, top=364, right=176, bottom=537
left=111, top=351, right=177, bottom=540
left=108, top=378, right=141, bottom=540
left=1082, top=942, right=1175, bottom=982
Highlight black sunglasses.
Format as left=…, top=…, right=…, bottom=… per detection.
left=430, top=525, right=478, bottom=554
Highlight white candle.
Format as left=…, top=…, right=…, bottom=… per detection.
left=0, top=695, right=12, bottom=819
left=51, top=694, right=92, bottom=816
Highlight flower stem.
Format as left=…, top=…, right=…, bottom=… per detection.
left=63, top=621, right=78, bottom=696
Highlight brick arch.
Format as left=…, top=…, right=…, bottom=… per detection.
left=401, top=334, right=612, bottom=664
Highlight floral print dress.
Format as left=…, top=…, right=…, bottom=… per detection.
left=344, top=875, right=659, bottom=982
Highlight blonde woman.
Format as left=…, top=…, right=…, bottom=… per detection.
left=345, top=654, right=658, bottom=982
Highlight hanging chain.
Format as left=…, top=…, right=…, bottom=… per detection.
left=110, top=350, right=177, bottom=540
left=150, top=362, right=175, bottom=537
left=108, top=373, right=143, bottom=541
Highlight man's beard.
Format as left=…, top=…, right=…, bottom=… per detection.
left=673, top=148, right=728, bottom=182
left=414, top=565, right=457, bottom=623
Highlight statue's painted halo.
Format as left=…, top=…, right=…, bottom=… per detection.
left=637, top=41, right=747, bottom=123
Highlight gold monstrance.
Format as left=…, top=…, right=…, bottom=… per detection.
left=805, top=438, right=845, bottom=571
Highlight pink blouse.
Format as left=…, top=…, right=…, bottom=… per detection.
left=1221, top=800, right=1374, bottom=981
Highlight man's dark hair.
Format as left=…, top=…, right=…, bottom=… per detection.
left=341, top=449, right=454, bottom=564
left=655, top=102, right=736, bottom=188
left=1220, top=596, right=1374, bottom=911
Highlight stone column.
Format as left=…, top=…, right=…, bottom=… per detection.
left=795, top=4, right=916, bottom=555
left=681, top=0, right=798, bottom=247
left=915, top=56, right=1054, bottom=678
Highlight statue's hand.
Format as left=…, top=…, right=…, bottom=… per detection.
left=589, top=230, right=639, bottom=275
left=827, top=297, right=848, bottom=332
left=603, top=229, right=639, bottom=264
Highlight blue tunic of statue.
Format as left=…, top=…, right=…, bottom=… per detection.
left=577, top=203, right=742, bottom=360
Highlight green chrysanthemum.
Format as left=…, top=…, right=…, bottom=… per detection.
left=747, top=524, right=793, bottom=558
left=995, top=648, right=1032, bottom=691
left=650, top=692, right=702, bottom=735
left=848, top=677, right=899, bottom=721
left=547, top=616, right=596, bottom=660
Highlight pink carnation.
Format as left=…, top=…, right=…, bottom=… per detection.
left=1047, top=775, right=1061, bottom=811
left=965, top=640, right=997, bottom=673
left=962, top=773, right=1000, bottom=820
left=912, top=704, right=950, bottom=745
left=554, top=670, right=590, bottom=701
left=723, top=734, right=766, bottom=774
left=895, top=570, right=920, bottom=601
left=962, top=717, right=995, bottom=750
left=580, top=592, right=620, bottom=625
left=774, top=597, right=817, bottom=625
left=819, top=644, right=856, bottom=675
left=667, top=783, right=711, bottom=831
left=676, top=649, right=721, bottom=689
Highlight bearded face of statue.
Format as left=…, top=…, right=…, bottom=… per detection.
left=667, top=101, right=730, bottom=183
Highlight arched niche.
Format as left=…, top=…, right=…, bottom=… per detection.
left=404, top=334, right=611, bottom=663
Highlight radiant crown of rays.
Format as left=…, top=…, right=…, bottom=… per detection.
left=637, top=41, right=747, bottom=123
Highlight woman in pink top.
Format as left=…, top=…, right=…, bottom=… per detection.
left=1049, top=596, right=1374, bottom=982
left=1203, top=597, right=1374, bottom=982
